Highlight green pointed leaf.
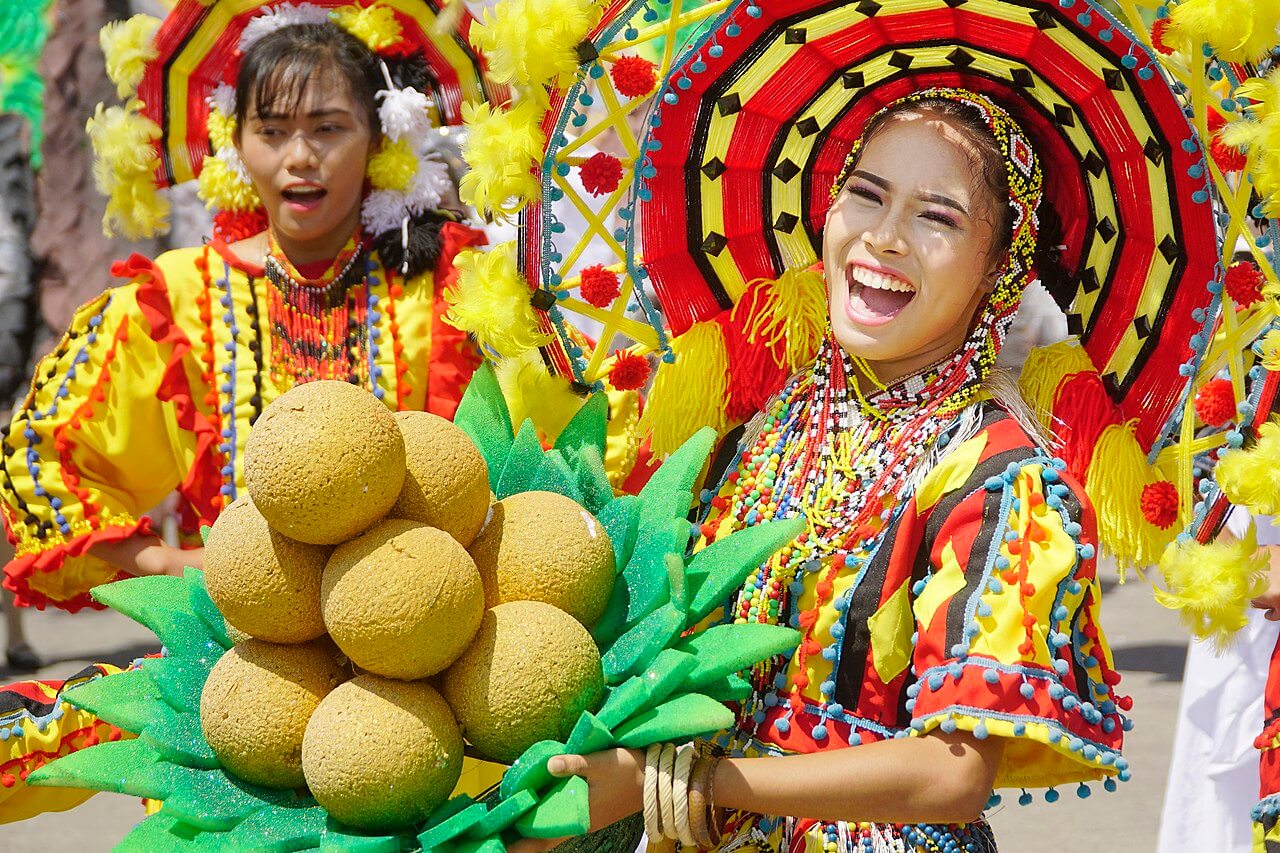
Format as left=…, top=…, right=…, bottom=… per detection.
left=28, top=738, right=186, bottom=798
left=612, top=693, right=735, bottom=748
left=417, top=802, right=489, bottom=849
left=116, top=812, right=210, bottom=852
left=513, top=775, right=590, bottom=838
left=596, top=496, right=639, bottom=572
left=455, top=363, right=515, bottom=493
left=91, top=575, right=191, bottom=628
left=567, top=445, right=614, bottom=516
left=620, top=518, right=690, bottom=627
left=440, top=839, right=505, bottom=853
left=637, top=428, right=716, bottom=504
left=222, top=800, right=329, bottom=851
left=673, top=624, right=801, bottom=693
left=499, top=741, right=565, bottom=800
left=686, top=517, right=805, bottom=625
left=320, top=818, right=409, bottom=852
left=496, top=419, right=547, bottom=498
left=554, top=393, right=608, bottom=457
left=699, top=673, right=754, bottom=703
left=530, top=449, right=585, bottom=504
left=596, top=650, right=697, bottom=729
left=61, top=668, right=169, bottom=734
left=161, top=768, right=291, bottom=831
left=143, top=608, right=230, bottom=664
left=185, top=569, right=232, bottom=650
left=140, top=708, right=220, bottom=769
left=142, top=654, right=213, bottom=715
left=464, top=788, right=537, bottom=839
left=590, top=580, right=631, bottom=648
left=601, top=603, right=684, bottom=684
left=564, top=711, right=613, bottom=755
left=200, top=525, right=212, bottom=546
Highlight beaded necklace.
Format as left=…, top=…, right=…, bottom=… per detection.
left=263, top=231, right=371, bottom=386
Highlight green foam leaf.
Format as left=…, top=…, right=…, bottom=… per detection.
left=513, top=775, right=591, bottom=838
left=673, top=624, right=801, bottom=693
left=142, top=654, right=212, bottom=716
left=417, top=802, right=489, bottom=850
left=454, top=363, right=515, bottom=493
left=61, top=667, right=169, bottom=734
left=619, top=517, right=690, bottom=629
left=28, top=738, right=184, bottom=798
left=116, top=812, right=211, bottom=852
left=160, top=768, right=291, bottom=831
left=611, top=693, right=735, bottom=748
left=601, top=604, right=684, bottom=684
left=686, top=516, right=805, bottom=625
left=554, top=393, right=608, bottom=458
left=185, top=569, right=232, bottom=650
left=596, top=495, right=640, bottom=572
left=222, top=800, right=329, bottom=851
left=637, top=428, right=716, bottom=504
left=698, top=673, right=754, bottom=703
left=496, top=419, right=547, bottom=498
left=530, top=449, right=585, bottom=504
left=464, top=788, right=537, bottom=838
left=320, top=818, right=410, bottom=852
left=144, top=609, right=231, bottom=664
left=597, top=649, right=697, bottom=729
left=499, top=741, right=565, bottom=800
left=440, top=838, right=505, bottom=853
left=200, top=525, right=212, bottom=546
left=139, top=708, right=220, bottom=769
left=568, top=445, right=614, bottom=516
left=564, top=712, right=613, bottom=755
left=91, top=575, right=192, bottom=629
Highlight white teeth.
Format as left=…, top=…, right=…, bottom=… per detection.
left=848, top=266, right=915, bottom=293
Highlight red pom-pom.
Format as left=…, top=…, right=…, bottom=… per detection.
left=1151, top=17, right=1175, bottom=55
left=579, top=151, right=624, bottom=196
left=1208, top=109, right=1248, bottom=173
left=1194, top=378, right=1236, bottom=427
left=214, top=207, right=268, bottom=242
left=1140, top=481, right=1179, bottom=529
left=608, top=351, right=651, bottom=391
left=1224, top=260, right=1265, bottom=306
left=578, top=264, right=621, bottom=307
left=610, top=55, right=657, bottom=98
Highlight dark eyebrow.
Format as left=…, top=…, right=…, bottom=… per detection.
left=251, top=108, right=352, bottom=121
left=850, top=169, right=969, bottom=216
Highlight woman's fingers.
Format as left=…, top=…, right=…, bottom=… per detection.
left=547, top=753, right=591, bottom=777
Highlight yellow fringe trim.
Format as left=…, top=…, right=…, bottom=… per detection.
left=1084, top=421, right=1175, bottom=578
left=737, top=267, right=828, bottom=372
left=459, top=99, right=545, bottom=220
left=1154, top=522, right=1269, bottom=650
left=1018, top=339, right=1096, bottom=435
left=640, top=321, right=729, bottom=457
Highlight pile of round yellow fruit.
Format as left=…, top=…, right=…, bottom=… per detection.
left=198, top=381, right=616, bottom=830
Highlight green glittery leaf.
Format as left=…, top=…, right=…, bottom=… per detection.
left=454, top=363, right=515, bottom=493
left=185, top=569, right=232, bottom=650
left=91, top=575, right=192, bottom=628
left=60, top=667, right=169, bottom=735
left=221, top=800, right=329, bottom=851
left=601, top=603, right=684, bottom=684
left=200, top=525, right=212, bottom=546
left=496, top=419, right=548, bottom=499
left=320, top=817, right=413, bottom=852
left=417, top=802, right=489, bottom=850
left=513, top=776, right=591, bottom=838
left=567, top=445, right=614, bottom=516
left=499, top=741, right=565, bottom=801
left=464, top=788, right=537, bottom=839
left=698, top=673, right=754, bottom=703
left=685, top=516, right=806, bottom=625
left=139, top=708, right=220, bottom=769
left=611, top=693, right=736, bottom=748
left=116, top=812, right=214, bottom=852
left=564, top=711, right=614, bottom=755
left=161, top=767, right=296, bottom=831
left=596, top=649, right=697, bottom=729
left=553, top=393, right=608, bottom=459
left=596, top=495, right=640, bottom=572
left=27, top=738, right=185, bottom=799
left=530, top=449, right=586, bottom=504
left=618, top=518, right=690, bottom=630
left=142, top=654, right=212, bottom=716
left=673, top=624, right=801, bottom=693
left=636, top=428, right=716, bottom=504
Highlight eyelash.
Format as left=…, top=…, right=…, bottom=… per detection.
left=846, top=186, right=958, bottom=228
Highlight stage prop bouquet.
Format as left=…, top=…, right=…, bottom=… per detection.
left=25, top=371, right=803, bottom=850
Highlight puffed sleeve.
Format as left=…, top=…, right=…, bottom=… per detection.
left=1, top=255, right=208, bottom=611
left=906, top=440, right=1128, bottom=792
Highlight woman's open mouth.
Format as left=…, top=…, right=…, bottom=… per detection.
left=281, top=184, right=327, bottom=212
left=845, top=264, right=916, bottom=326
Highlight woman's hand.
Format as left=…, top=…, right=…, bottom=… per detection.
left=506, top=748, right=645, bottom=853
left=92, top=535, right=203, bottom=577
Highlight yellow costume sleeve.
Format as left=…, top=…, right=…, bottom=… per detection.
left=1, top=254, right=206, bottom=611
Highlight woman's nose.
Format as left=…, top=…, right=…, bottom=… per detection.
left=283, top=132, right=321, bottom=170
left=862, top=213, right=908, bottom=256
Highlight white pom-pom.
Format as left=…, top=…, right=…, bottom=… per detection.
left=377, top=86, right=434, bottom=143
left=406, top=158, right=451, bottom=213
left=361, top=189, right=411, bottom=235
left=208, top=83, right=237, bottom=117
left=239, top=2, right=331, bottom=53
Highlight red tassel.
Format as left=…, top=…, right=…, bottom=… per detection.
left=1051, top=371, right=1121, bottom=485
left=720, top=279, right=795, bottom=421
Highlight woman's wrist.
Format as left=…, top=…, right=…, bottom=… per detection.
left=91, top=536, right=201, bottom=576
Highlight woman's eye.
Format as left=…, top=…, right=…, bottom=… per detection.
left=922, top=211, right=958, bottom=228
left=848, top=186, right=881, bottom=203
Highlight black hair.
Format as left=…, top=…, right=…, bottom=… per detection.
left=235, top=23, right=456, bottom=278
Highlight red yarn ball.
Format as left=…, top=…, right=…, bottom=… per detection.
left=1224, top=260, right=1265, bottom=307
left=579, top=151, right=624, bottom=197
left=214, top=207, right=268, bottom=242
left=578, top=264, right=621, bottom=307
left=1140, top=481, right=1179, bottom=529
left=608, top=351, right=651, bottom=391
left=610, top=55, right=657, bottom=98
left=1208, top=109, right=1248, bottom=173
left=1194, top=378, right=1236, bottom=427
left=1151, top=17, right=1175, bottom=55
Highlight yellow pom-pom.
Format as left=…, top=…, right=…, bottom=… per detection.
left=1260, top=329, right=1280, bottom=371
left=639, top=321, right=729, bottom=457
left=459, top=100, right=545, bottom=219
left=469, top=0, right=599, bottom=89
left=100, top=14, right=161, bottom=100
left=1218, top=421, right=1280, bottom=515
left=207, top=109, right=237, bottom=153
left=1154, top=523, right=1269, bottom=650
left=196, top=154, right=261, bottom=213
left=332, top=3, right=403, bottom=52
left=86, top=101, right=170, bottom=238
left=443, top=243, right=552, bottom=358
left=1168, top=0, right=1280, bottom=63
left=367, top=137, right=417, bottom=191
left=495, top=349, right=583, bottom=443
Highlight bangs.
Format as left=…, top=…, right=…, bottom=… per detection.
left=249, top=56, right=349, bottom=120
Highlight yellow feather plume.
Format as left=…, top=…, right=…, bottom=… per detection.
left=207, top=109, right=236, bottom=153
left=86, top=101, right=170, bottom=239
left=332, top=3, right=403, bottom=52
left=443, top=242, right=552, bottom=357
left=469, top=0, right=600, bottom=90
left=1260, top=329, right=1280, bottom=371
left=100, top=14, right=161, bottom=100
left=1085, top=420, right=1177, bottom=577
left=738, top=267, right=829, bottom=372
left=1218, top=421, right=1280, bottom=515
left=367, top=137, right=417, bottom=191
left=1168, top=0, right=1280, bottom=63
left=459, top=99, right=545, bottom=219
left=495, top=349, right=583, bottom=443
left=1154, top=523, right=1269, bottom=650
left=195, top=155, right=261, bottom=213
left=1227, top=72, right=1280, bottom=217
left=639, top=321, right=729, bottom=457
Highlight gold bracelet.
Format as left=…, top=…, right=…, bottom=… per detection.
left=688, top=757, right=716, bottom=848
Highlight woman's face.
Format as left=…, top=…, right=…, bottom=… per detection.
left=823, top=114, right=1004, bottom=382
left=237, top=70, right=374, bottom=262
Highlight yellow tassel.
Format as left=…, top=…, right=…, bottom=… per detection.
left=494, top=349, right=583, bottom=443
left=459, top=99, right=545, bottom=220
left=738, top=267, right=828, bottom=372
left=443, top=242, right=552, bottom=358
left=99, top=14, right=161, bottom=100
left=640, top=321, right=729, bottom=457
left=207, top=109, right=236, bottom=153
left=469, top=0, right=599, bottom=90
left=86, top=101, right=170, bottom=238
left=1154, top=523, right=1269, bottom=650
left=195, top=154, right=261, bottom=213
left=1017, top=339, right=1096, bottom=434
left=1168, top=0, right=1280, bottom=63
left=332, top=3, right=403, bottom=52
left=1218, top=421, right=1280, bottom=515
left=367, top=137, right=417, bottom=191
left=1085, top=420, right=1175, bottom=577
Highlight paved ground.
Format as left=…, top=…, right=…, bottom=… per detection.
left=0, top=575, right=1191, bottom=852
